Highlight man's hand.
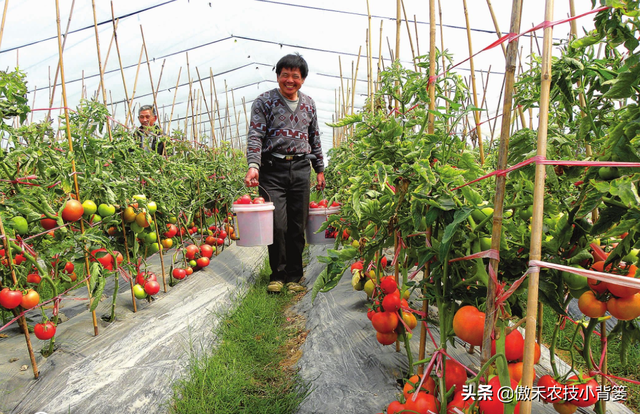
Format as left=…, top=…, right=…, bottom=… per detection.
left=316, top=172, right=325, bottom=191
left=244, top=167, right=259, bottom=187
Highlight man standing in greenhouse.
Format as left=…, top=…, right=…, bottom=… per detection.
left=244, top=53, right=325, bottom=294
left=135, top=104, right=165, bottom=155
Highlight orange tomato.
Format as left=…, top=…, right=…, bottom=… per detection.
left=403, top=375, right=436, bottom=401
left=453, top=305, right=485, bottom=346
left=607, top=264, right=640, bottom=298
left=578, top=291, right=607, bottom=318
left=607, top=293, right=640, bottom=321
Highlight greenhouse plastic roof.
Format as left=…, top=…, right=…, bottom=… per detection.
left=0, top=0, right=595, bottom=160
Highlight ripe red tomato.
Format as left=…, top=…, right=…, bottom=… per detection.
left=64, top=262, right=75, bottom=274
left=566, top=375, right=599, bottom=407
left=216, top=238, right=225, bottom=246
left=200, top=244, right=214, bottom=258
left=252, top=197, right=265, bottom=204
left=478, top=376, right=520, bottom=414
left=537, top=374, right=564, bottom=403
left=351, top=261, right=364, bottom=273
left=61, top=199, right=84, bottom=222
left=90, top=248, right=114, bottom=270
left=376, top=331, right=398, bottom=345
left=136, top=272, right=157, bottom=286
left=0, top=288, right=23, bottom=309
left=172, top=268, right=187, bottom=280
left=144, top=280, right=161, bottom=296
left=185, top=244, right=199, bottom=260
left=491, top=329, right=525, bottom=361
left=205, top=235, right=217, bottom=246
left=34, top=321, right=56, bottom=340
left=453, top=305, right=485, bottom=346
left=404, top=391, right=439, bottom=414
left=237, top=194, right=252, bottom=204
left=40, top=215, right=58, bottom=230
left=403, top=375, right=436, bottom=401
left=309, top=201, right=319, bottom=209
left=164, top=223, right=178, bottom=238
left=382, top=291, right=401, bottom=312
left=380, top=276, right=398, bottom=294
left=21, top=289, right=40, bottom=309
left=386, top=401, right=405, bottom=414
left=447, top=390, right=473, bottom=413
left=444, top=359, right=467, bottom=393
left=371, top=311, right=399, bottom=333
left=318, top=199, right=328, bottom=207
left=185, top=267, right=194, bottom=275
left=218, top=230, right=228, bottom=239
left=196, top=257, right=210, bottom=268
left=27, top=273, right=42, bottom=284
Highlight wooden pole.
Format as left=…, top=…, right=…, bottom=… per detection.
left=110, top=3, right=134, bottom=127
left=0, top=0, right=9, bottom=51
left=47, top=0, right=76, bottom=123
left=486, top=0, right=508, bottom=56
left=126, top=45, right=145, bottom=128
left=210, top=68, right=223, bottom=142
left=520, top=2, right=554, bottom=413
left=366, top=0, right=373, bottom=111
left=481, top=0, right=523, bottom=366
left=352, top=47, right=361, bottom=115
left=168, top=67, right=182, bottom=134
left=55, top=0, right=99, bottom=336
left=395, top=0, right=401, bottom=62
left=463, top=0, right=484, bottom=164
left=401, top=0, right=417, bottom=71
left=195, top=67, right=215, bottom=148
left=91, top=0, right=114, bottom=142
left=0, top=217, right=39, bottom=378
left=140, top=26, right=159, bottom=115
left=418, top=0, right=437, bottom=376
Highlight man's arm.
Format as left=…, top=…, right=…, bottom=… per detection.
left=245, top=96, right=268, bottom=186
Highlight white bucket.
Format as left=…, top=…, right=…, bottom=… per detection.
left=231, top=202, right=275, bottom=247
left=306, top=206, right=340, bottom=245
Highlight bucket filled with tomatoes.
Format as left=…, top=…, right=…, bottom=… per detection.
left=306, top=199, right=340, bottom=245
left=231, top=194, right=275, bottom=247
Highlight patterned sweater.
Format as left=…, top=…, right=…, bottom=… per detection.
left=246, top=88, right=324, bottom=173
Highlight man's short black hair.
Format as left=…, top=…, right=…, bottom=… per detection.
left=275, top=53, right=309, bottom=79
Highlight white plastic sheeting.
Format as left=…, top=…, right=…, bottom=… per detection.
left=0, top=0, right=595, bottom=158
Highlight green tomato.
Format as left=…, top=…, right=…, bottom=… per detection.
left=471, top=206, right=493, bottom=223
left=623, top=249, right=639, bottom=264
left=562, top=266, right=588, bottom=290
left=82, top=200, right=98, bottom=217
left=133, top=284, right=147, bottom=299
left=147, top=201, right=157, bottom=215
left=130, top=222, right=144, bottom=234
left=189, top=259, right=198, bottom=267
left=519, top=206, right=533, bottom=221
left=169, top=216, right=178, bottom=224
left=133, top=194, right=147, bottom=201
left=480, top=237, right=492, bottom=251
left=98, top=204, right=116, bottom=217
left=89, top=214, right=102, bottom=224
left=10, top=216, right=29, bottom=235
left=149, top=243, right=161, bottom=253
left=598, top=166, right=620, bottom=180
left=146, top=232, right=157, bottom=244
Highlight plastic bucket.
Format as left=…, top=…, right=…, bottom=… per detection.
left=231, top=202, right=275, bottom=247
left=306, top=206, right=340, bottom=245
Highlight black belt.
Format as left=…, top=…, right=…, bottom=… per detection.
left=270, top=152, right=306, bottom=161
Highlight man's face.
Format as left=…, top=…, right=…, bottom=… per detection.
left=139, top=109, right=156, bottom=127
left=277, top=67, right=305, bottom=100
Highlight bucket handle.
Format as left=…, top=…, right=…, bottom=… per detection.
left=259, top=185, right=272, bottom=202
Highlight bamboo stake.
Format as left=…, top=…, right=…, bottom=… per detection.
left=231, top=88, right=240, bottom=145
left=569, top=0, right=592, bottom=157
left=401, top=0, right=417, bottom=71
left=168, top=67, right=182, bottom=134
left=481, top=0, right=523, bottom=366
left=55, top=0, right=99, bottom=336
left=110, top=4, right=134, bottom=127
left=463, top=0, right=484, bottom=165
left=0, top=218, right=39, bottom=378
left=184, top=90, right=191, bottom=142
left=418, top=0, right=437, bottom=376
left=395, top=0, right=401, bottom=62
left=0, top=0, right=9, bottom=51
left=486, top=0, right=508, bottom=56
left=366, top=0, right=373, bottom=110
left=195, top=67, right=215, bottom=148
left=352, top=47, right=361, bottom=115
left=95, top=17, right=118, bottom=97
left=210, top=68, right=223, bottom=142
left=126, top=45, right=145, bottom=128
left=47, top=0, right=76, bottom=123
left=91, top=0, right=113, bottom=142
left=520, top=2, right=554, bottom=412
left=119, top=214, right=137, bottom=313
left=140, top=26, right=159, bottom=115
left=29, top=85, right=37, bottom=124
